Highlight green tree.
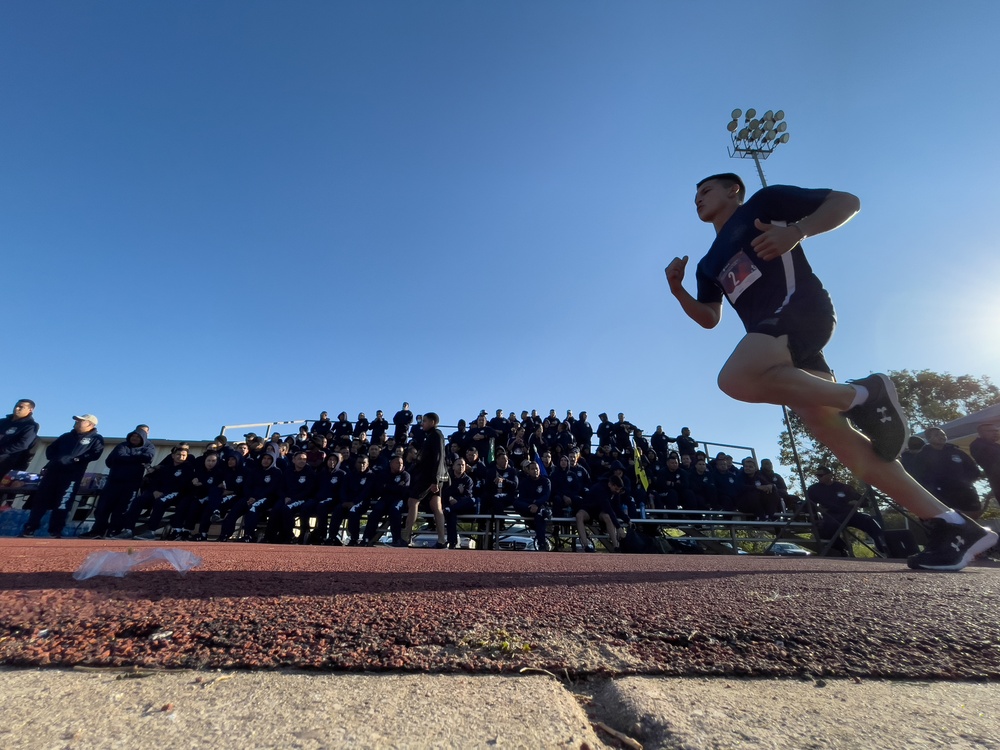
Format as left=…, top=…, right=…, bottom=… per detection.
left=778, top=370, right=1000, bottom=495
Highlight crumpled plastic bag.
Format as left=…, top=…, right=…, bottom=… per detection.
left=73, top=548, right=202, bottom=580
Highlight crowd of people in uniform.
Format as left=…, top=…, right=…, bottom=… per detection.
left=2, top=398, right=998, bottom=553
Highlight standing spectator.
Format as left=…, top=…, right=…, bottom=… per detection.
left=448, top=420, right=469, bottom=449
left=913, top=427, right=983, bottom=517
left=0, top=399, right=40, bottom=476
left=311, top=411, right=333, bottom=437
left=675, top=427, right=699, bottom=460
left=651, top=426, right=671, bottom=460
left=610, top=413, right=633, bottom=453
left=596, top=413, right=613, bottom=447
left=353, top=412, right=370, bottom=440
left=571, top=411, right=594, bottom=452
left=970, top=422, right=1000, bottom=513
left=489, top=409, right=511, bottom=447
left=392, top=402, right=413, bottom=444
left=899, top=436, right=925, bottom=479
left=808, top=467, right=888, bottom=554
left=21, top=414, right=105, bottom=538
left=403, top=412, right=449, bottom=548
left=370, top=410, right=390, bottom=444
left=331, top=412, right=354, bottom=447
left=82, top=428, right=156, bottom=538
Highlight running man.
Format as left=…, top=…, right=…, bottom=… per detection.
left=664, top=173, right=996, bottom=570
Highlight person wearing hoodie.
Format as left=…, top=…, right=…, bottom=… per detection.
left=311, top=412, right=333, bottom=437
left=269, top=451, right=317, bottom=543
left=0, top=399, right=40, bottom=477
left=115, top=445, right=192, bottom=540
left=513, top=459, right=553, bottom=551
left=234, top=447, right=285, bottom=542
left=82, top=428, right=156, bottom=538
left=182, top=450, right=228, bottom=540
left=361, top=455, right=411, bottom=546
left=442, top=458, right=477, bottom=550
left=342, top=454, right=376, bottom=546
left=331, top=412, right=354, bottom=447
left=313, top=451, right=348, bottom=544
left=21, top=414, right=105, bottom=539
left=403, top=412, right=449, bottom=548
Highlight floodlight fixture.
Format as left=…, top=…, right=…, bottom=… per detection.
left=731, top=108, right=742, bottom=119
left=746, top=108, right=757, bottom=118
left=727, top=120, right=738, bottom=132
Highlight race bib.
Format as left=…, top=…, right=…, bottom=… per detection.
left=718, top=252, right=762, bottom=303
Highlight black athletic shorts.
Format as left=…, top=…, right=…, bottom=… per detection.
left=749, top=296, right=837, bottom=375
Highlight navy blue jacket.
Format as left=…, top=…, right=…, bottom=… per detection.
left=0, top=414, right=40, bottom=472
left=45, top=429, right=105, bottom=478
left=104, top=431, right=156, bottom=487
left=517, top=474, right=552, bottom=508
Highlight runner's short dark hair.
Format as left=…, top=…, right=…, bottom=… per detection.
left=697, top=172, right=746, bottom=202
left=424, top=412, right=440, bottom=425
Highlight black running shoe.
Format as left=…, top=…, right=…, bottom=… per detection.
left=18, top=528, right=35, bottom=538
left=844, top=373, right=908, bottom=461
left=907, top=516, right=999, bottom=571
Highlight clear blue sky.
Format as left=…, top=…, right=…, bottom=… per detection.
left=4, top=1, right=999, bottom=473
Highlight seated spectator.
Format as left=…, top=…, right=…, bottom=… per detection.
left=759, top=459, right=795, bottom=511
left=648, top=453, right=697, bottom=511
left=575, top=474, right=627, bottom=552
left=443, top=458, right=477, bottom=550
left=513, top=459, right=553, bottom=551
left=807, top=466, right=888, bottom=554
left=482, top=449, right=518, bottom=517
left=913, top=427, right=982, bottom=517
left=292, top=425, right=312, bottom=453
left=184, top=450, right=227, bottom=541
left=361, top=455, right=410, bottom=546
left=466, top=414, right=498, bottom=460
left=233, top=448, right=285, bottom=542
left=688, top=455, right=718, bottom=509
left=344, top=454, right=376, bottom=546
left=736, top=457, right=783, bottom=520
left=116, top=444, right=191, bottom=540
left=551, top=454, right=586, bottom=518
left=268, top=451, right=317, bottom=544
left=710, top=453, right=740, bottom=511
left=507, top=429, right=530, bottom=467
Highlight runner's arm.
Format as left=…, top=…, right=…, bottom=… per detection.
left=664, top=256, right=723, bottom=329
left=752, top=191, right=861, bottom=261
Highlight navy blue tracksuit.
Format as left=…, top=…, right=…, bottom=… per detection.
left=23, top=428, right=105, bottom=537
left=91, top=431, right=155, bottom=535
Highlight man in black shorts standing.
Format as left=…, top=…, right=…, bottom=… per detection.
left=403, top=412, right=449, bottom=548
left=664, top=172, right=996, bottom=570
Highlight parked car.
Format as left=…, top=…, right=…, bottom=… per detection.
left=378, top=524, right=476, bottom=549
left=496, top=523, right=538, bottom=551
left=769, top=541, right=813, bottom=556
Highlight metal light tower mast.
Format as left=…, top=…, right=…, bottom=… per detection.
left=724, top=108, right=809, bottom=497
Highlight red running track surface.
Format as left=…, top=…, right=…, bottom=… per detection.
left=2, top=539, right=999, bottom=678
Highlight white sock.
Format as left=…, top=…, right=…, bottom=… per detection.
left=934, top=510, right=965, bottom=525
left=848, top=385, right=869, bottom=409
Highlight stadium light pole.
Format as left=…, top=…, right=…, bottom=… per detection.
left=725, top=108, right=808, bottom=497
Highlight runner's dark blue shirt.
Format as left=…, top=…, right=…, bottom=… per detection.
left=696, top=185, right=833, bottom=330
